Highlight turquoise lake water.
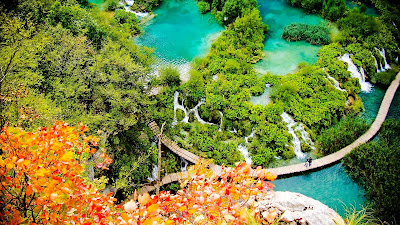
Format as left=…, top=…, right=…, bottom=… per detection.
left=273, top=163, right=366, bottom=217
left=135, top=0, right=223, bottom=65
left=255, top=0, right=325, bottom=75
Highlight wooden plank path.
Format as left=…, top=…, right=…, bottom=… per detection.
left=139, top=72, right=400, bottom=194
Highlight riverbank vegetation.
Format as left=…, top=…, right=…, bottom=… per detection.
left=282, top=23, right=331, bottom=45
left=343, top=119, right=400, bottom=223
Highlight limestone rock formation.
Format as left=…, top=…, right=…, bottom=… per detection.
left=255, top=191, right=345, bottom=225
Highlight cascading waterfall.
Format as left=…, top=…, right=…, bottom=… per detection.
left=281, top=112, right=308, bottom=159
left=147, top=165, right=158, bottom=182
left=377, top=48, right=391, bottom=70
left=237, top=129, right=255, bottom=164
left=173, top=91, right=189, bottom=125
left=339, top=53, right=373, bottom=93
left=295, top=124, right=316, bottom=150
left=181, top=157, right=189, bottom=172
left=173, top=91, right=220, bottom=127
left=218, top=111, right=223, bottom=131
left=371, top=54, right=382, bottom=73
left=325, top=74, right=346, bottom=92
left=122, top=1, right=150, bottom=18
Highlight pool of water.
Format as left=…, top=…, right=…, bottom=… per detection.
left=135, top=0, right=223, bottom=66
left=255, top=0, right=326, bottom=75
left=359, top=86, right=386, bottom=122
left=272, top=163, right=366, bottom=217
left=387, top=89, right=400, bottom=119
left=345, top=0, right=379, bottom=17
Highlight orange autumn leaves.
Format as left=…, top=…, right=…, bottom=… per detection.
left=0, top=122, right=278, bottom=224
left=0, top=122, right=115, bottom=224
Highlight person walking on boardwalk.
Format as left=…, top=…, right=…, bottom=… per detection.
left=304, top=158, right=309, bottom=167
left=308, top=156, right=312, bottom=167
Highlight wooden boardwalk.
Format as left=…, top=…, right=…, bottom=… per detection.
left=139, top=72, right=400, bottom=194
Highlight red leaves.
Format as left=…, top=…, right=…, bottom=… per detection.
left=1, top=123, right=278, bottom=225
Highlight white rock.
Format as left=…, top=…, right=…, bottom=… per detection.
left=257, top=191, right=345, bottom=225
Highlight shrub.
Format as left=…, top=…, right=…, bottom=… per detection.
left=316, top=117, right=369, bottom=155
left=159, top=65, right=181, bottom=87
left=198, top=1, right=210, bottom=14
left=282, top=23, right=331, bottom=45
left=343, top=119, right=400, bottom=223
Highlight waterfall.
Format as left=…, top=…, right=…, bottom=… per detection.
left=339, top=53, right=372, bottom=93
left=377, top=48, right=391, bottom=70
left=147, top=165, right=158, bottom=182
left=181, top=157, right=189, bottom=172
left=237, top=145, right=252, bottom=164
left=121, top=0, right=149, bottom=18
left=173, top=91, right=189, bottom=125
left=218, top=111, right=223, bottom=131
left=229, top=128, right=237, bottom=133
left=325, top=74, right=346, bottom=92
left=191, top=99, right=215, bottom=126
left=236, top=129, right=255, bottom=164
left=173, top=91, right=219, bottom=126
left=371, top=54, right=382, bottom=73
left=281, top=112, right=307, bottom=159
left=295, top=124, right=316, bottom=150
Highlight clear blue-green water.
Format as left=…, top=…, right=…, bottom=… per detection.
left=345, top=0, right=379, bottom=17
left=135, top=0, right=223, bottom=65
left=387, top=89, right=400, bottom=119
left=272, top=163, right=366, bottom=217
left=255, top=0, right=326, bottom=75
left=359, top=86, right=386, bottom=122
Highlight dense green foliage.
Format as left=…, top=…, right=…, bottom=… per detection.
left=288, top=0, right=347, bottom=21
left=316, top=117, right=369, bottom=155
left=196, top=0, right=258, bottom=25
left=282, top=23, right=331, bottom=45
left=198, top=1, right=211, bottom=14
left=343, top=119, right=400, bottom=223
left=0, top=0, right=160, bottom=199
left=158, top=65, right=181, bottom=87
left=269, top=64, right=347, bottom=131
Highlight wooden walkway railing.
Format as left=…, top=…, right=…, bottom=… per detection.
left=139, top=72, right=400, bottom=194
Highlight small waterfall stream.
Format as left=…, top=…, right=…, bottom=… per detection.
left=173, top=91, right=222, bottom=127
left=326, top=74, right=346, bottom=92
left=339, top=53, right=373, bottom=93
left=147, top=165, right=158, bottom=182
left=181, top=157, right=189, bottom=172
left=281, top=112, right=311, bottom=159
left=376, top=48, right=391, bottom=70
left=237, top=129, right=255, bottom=164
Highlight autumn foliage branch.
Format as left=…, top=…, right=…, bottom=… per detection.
left=0, top=122, right=277, bottom=224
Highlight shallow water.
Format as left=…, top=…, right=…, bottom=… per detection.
left=273, top=163, right=366, bottom=217
left=135, top=0, right=223, bottom=65
left=255, top=0, right=326, bottom=75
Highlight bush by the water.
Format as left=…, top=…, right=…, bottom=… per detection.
left=282, top=23, right=331, bottom=45
left=343, top=119, right=400, bottom=223
left=316, top=117, right=369, bottom=155
left=288, top=0, right=346, bottom=21
left=198, top=1, right=210, bottom=14
left=159, top=65, right=181, bottom=87
left=370, top=68, right=398, bottom=87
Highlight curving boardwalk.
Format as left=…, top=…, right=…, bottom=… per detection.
left=139, top=72, right=400, bottom=194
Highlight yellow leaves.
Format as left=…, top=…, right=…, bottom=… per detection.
left=147, top=204, right=159, bottom=216
left=60, top=151, right=74, bottom=162
left=36, top=167, right=49, bottom=177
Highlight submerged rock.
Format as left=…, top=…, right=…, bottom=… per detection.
left=256, top=191, right=345, bottom=225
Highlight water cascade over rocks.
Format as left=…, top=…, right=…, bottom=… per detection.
left=237, top=129, right=255, bottom=164
left=172, top=91, right=222, bottom=127
left=147, top=164, right=158, bottom=182
left=339, top=53, right=373, bottom=92
left=377, top=48, right=391, bottom=70
left=180, top=157, right=189, bottom=172
left=372, top=54, right=382, bottom=73
left=121, top=0, right=149, bottom=18
left=281, top=112, right=314, bottom=159
left=325, top=74, right=346, bottom=92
